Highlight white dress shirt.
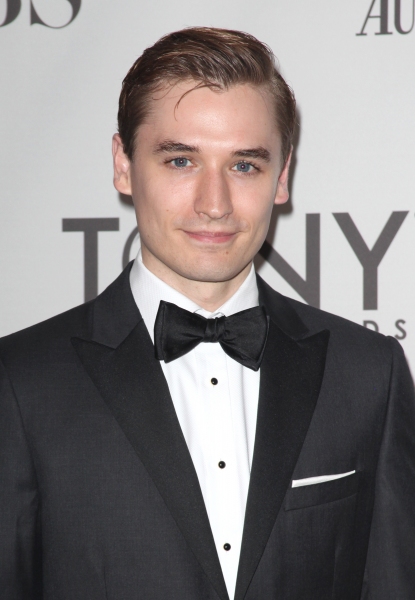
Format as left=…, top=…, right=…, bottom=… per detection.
left=130, top=250, right=260, bottom=599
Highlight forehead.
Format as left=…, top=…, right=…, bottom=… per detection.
left=137, top=81, right=281, bottom=152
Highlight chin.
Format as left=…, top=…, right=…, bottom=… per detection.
left=177, top=259, right=247, bottom=284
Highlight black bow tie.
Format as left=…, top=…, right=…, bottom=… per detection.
left=154, top=301, right=269, bottom=371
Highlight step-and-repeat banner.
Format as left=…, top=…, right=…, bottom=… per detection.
left=1, top=1, right=414, bottom=370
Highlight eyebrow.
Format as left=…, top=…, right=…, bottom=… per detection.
left=233, top=147, right=271, bottom=162
left=153, top=139, right=271, bottom=162
left=153, top=140, right=199, bottom=154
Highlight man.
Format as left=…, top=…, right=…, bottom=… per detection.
left=1, top=27, right=414, bottom=600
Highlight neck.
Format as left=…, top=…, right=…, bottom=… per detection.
left=141, top=247, right=252, bottom=312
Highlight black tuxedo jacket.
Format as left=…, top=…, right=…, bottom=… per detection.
left=1, top=264, right=415, bottom=600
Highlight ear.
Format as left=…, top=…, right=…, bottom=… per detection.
left=274, top=148, right=292, bottom=206
left=112, top=134, right=132, bottom=195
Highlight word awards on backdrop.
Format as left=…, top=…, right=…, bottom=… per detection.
left=0, top=0, right=81, bottom=28
left=62, top=210, right=410, bottom=340
left=357, top=0, right=414, bottom=35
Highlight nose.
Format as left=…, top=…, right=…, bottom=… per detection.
left=193, top=168, right=233, bottom=220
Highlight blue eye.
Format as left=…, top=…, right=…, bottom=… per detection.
left=234, top=161, right=254, bottom=173
left=172, top=157, right=190, bottom=168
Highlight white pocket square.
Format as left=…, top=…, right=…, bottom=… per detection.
left=292, top=470, right=356, bottom=488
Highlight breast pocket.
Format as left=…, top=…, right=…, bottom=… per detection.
left=284, top=471, right=360, bottom=511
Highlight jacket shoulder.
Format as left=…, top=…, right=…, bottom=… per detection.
left=0, top=301, right=92, bottom=364
left=282, top=293, right=401, bottom=370
left=257, top=274, right=398, bottom=372
left=0, top=263, right=137, bottom=367
left=288, top=295, right=379, bottom=337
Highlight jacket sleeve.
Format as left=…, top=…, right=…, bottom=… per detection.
left=360, top=337, right=415, bottom=599
left=0, top=357, right=42, bottom=599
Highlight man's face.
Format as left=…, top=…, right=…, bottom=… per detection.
left=113, top=81, right=290, bottom=286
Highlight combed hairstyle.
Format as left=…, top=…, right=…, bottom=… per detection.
left=118, top=27, right=296, bottom=167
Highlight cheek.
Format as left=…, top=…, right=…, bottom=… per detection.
left=134, top=177, right=195, bottom=231
left=237, top=190, right=275, bottom=231
left=233, top=172, right=277, bottom=212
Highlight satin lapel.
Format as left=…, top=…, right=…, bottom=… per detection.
left=235, top=281, right=329, bottom=600
left=72, top=269, right=229, bottom=600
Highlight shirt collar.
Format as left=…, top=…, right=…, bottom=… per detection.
left=129, top=249, right=259, bottom=343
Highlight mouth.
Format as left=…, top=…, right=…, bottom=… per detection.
left=184, top=230, right=237, bottom=244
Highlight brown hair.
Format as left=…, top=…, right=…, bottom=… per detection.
left=118, top=27, right=296, bottom=166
